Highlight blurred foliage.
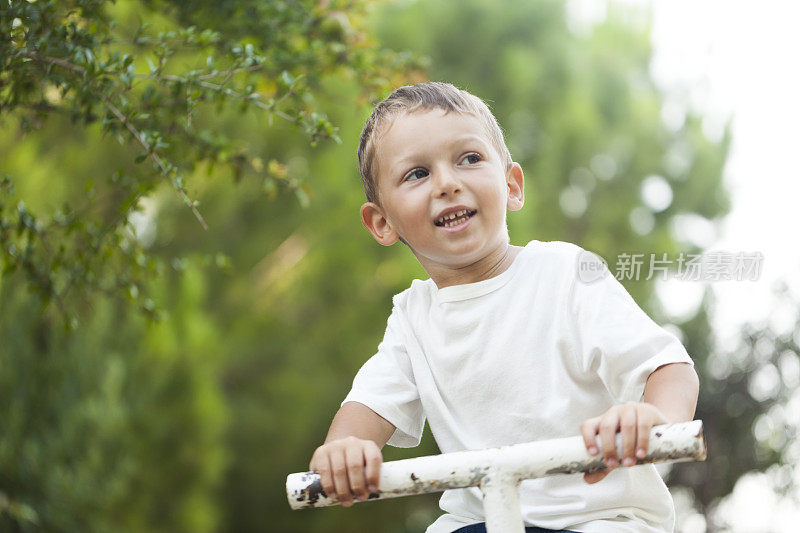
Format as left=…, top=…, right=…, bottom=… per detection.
left=674, top=284, right=800, bottom=529
left=2, top=0, right=788, bottom=532
left=0, top=262, right=227, bottom=532
left=0, top=0, right=421, bottom=323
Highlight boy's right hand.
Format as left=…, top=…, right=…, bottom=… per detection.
left=309, top=436, right=383, bottom=508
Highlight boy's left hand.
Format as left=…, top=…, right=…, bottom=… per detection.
left=579, top=402, right=669, bottom=484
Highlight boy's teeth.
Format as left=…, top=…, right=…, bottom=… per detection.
left=442, top=212, right=471, bottom=227
left=437, top=210, right=469, bottom=225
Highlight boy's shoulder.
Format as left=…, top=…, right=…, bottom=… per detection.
left=528, top=239, right=586, bottom=259
left=390, top=277, right=432, bottom=309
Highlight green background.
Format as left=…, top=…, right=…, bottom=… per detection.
left=1, top=1, right=795, bottom=531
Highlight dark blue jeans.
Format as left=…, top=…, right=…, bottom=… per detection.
left=453, top=525, right=576, bottom=533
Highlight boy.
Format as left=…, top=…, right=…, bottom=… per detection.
left=308, top=82, right=699, bottom=532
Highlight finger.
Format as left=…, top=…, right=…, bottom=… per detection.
left=330, top=449, right=353, bottom=507
left=364, top=442, right=382, bottom=493
left=315, top=454, right=336, bottom=502
left=598, top=411, right=620, bottom=468
left=619, top=406, right=637, bottom=467
left=346, top=446, right=367, bottom=502
left=309, top=448, right=326, bottom=472
left=583, top=470, right=610, bottom=484
left=636, top=414, right=652, bottom=460
left=580, top=418, right=601, bottom=456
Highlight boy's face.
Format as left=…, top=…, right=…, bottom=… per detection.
left=360, top=108, right=524, bottom=274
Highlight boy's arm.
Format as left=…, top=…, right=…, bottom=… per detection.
left=580, top=362, right=699, bottom=484
left=324, top=401, right=396, bottom=445
left=309, top=401, right=396, bottom=507
left=642, top=361, right=699, bottom=422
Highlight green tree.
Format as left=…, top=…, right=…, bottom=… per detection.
left=0, top=263, right=226, bottom=532
left=0, top=0, right=418, bottom=323
left=671, top=284, right=800, bottom=530
left=0, top=1, right=416, bottom=531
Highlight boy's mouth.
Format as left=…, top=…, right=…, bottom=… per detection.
left=434, top=208, right=477, bottom=228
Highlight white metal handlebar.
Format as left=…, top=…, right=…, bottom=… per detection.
left=287, top=420, right=706, bottom=533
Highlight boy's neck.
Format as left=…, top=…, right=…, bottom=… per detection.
left=423, top=243, right=524, bottom=289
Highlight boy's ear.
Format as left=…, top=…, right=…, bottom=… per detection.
left=360, top=202, right=399, bottom=246
left=506, top=162, right=525, bottom=211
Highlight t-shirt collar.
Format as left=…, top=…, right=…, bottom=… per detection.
left=431, top=241, right=538, bottom=303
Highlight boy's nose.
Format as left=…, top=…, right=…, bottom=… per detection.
left=433, top=170, right=462, bottom=198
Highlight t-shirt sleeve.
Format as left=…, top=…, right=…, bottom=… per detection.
left=569, top=252, right=695, bottom=404
left=340, top=306, right=425, bottom=448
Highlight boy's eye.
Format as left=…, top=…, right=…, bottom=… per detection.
left=404, top=168, right=429, bottom=181
left=460, top=153, right=482, bottom=165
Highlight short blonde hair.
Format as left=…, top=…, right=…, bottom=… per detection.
left=357, top=81, right=513, bottom=205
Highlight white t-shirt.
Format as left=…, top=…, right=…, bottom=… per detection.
left=342, top=240, right=694, bottom=533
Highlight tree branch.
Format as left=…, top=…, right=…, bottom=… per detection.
left=18, top=50, right=208, bottom=229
